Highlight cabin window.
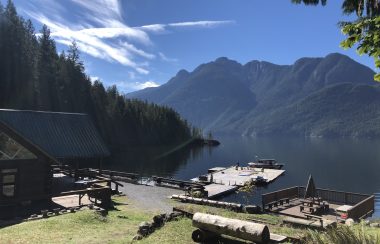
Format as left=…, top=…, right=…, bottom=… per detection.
left=2, top=185, right=15, bottom=197
left=2, top=174, right=15, bottom=184
left=1, top=168, right=17, bottom=198
left=0, top=132, right=37, bottom=160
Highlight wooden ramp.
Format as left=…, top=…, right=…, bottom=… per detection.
left=204, top=184, right=238, bottom=199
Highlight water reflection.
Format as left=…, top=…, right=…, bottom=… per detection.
left=107, top=143, right=205, bottom=177
left=108, top=136, right=380, bottom=217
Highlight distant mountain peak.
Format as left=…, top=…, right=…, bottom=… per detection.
left=176, top=69, right=190, bottom=77
left=127, top=53, right=377, bottom=138
left=214, top=57, right=241, bottom=66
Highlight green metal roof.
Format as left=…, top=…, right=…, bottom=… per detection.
left=0, top=109, right=110, bottom=159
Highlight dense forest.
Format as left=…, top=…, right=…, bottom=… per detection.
left=0, top=1, right=195, bottom=150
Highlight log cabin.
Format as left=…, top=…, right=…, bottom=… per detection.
left=0, top=109, right=110, bottom=217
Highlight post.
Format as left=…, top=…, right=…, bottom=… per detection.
left=98, top=158, right=103, bottom=175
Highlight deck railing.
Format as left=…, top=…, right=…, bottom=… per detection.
left=347, top=195, right=375, bottom=219
left=298, top=187, right=369, bottom=205
left=261, top=186, right=299, bottom=206
left=262, top=186, right=374, bottom=219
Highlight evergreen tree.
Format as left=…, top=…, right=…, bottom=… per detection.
left=0, top=2, right=194, bottom=150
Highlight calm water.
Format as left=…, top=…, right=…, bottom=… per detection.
left=108, top=136, right=380, bottom=217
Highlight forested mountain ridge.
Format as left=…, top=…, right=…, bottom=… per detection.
left=128, top=53, right=380, bottom=138
left=0, top=1, right=193, bottom=149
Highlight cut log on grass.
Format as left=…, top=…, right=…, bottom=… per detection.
left=171, top=194, right=243, bottom=211
left=192, top=229, right=219, bottom=242
left=192, top=212, right=270, bottom=243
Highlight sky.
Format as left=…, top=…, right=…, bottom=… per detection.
left=10, top=0, right=377, bottom=93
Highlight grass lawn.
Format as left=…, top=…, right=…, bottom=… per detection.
left=0, top=196, right=379, bottom=244
left=0, top=196, right=154, bottom=244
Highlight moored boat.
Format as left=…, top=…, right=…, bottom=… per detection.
left=248, top=159, right=284, bottom=169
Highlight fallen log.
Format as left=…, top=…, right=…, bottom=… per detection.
left=191, top=229, right=219, bottom=242
left=171, top=194, right=243, bottom=211
left=192, top=212, right=270, bottom=243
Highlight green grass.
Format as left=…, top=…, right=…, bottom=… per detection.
left=173, top=203, right=305, bottom=238
left=0, top=197, right=153, bottom=244
left=1, top=196, right=379, bottom=244
left=305, top=223, right=380, bottom=244
left=138, top=218, right=195, bottom=244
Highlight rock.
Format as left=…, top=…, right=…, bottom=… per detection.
left=138, top=221, right=152, bottom=236
left=370, top=222, right=380, bottom=228
left=345, top=218, right=355, bottom=226
left=152, top=214, right=165, bottom=227
left=165, top=212, right=182, bottom=222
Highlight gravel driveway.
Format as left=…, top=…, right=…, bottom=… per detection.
left=119, top=182, right=185, bottom=213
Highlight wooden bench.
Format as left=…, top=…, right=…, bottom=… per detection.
left=300, top=206, right=317, bottom=214
left=279, top=198, right=290, bottom=205
left=304, top=213, right=323, bottom=226
left=265, top=198, right=290, bottom=211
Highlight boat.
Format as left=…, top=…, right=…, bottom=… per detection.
left=253, top=175, right=268, bottom=185
left=248, top=159, right=284, bottom=169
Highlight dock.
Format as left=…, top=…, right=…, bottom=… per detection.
left=204, top=184, right=238, bottom=199
left=192, top=166, right=285, bottom=186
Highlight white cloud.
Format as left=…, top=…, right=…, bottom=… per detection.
left=71, top=0, right=123, bottom=25
left=78, top=27, right=150, bottom=45
left=159, top=52, right=178, bottom=63
left=116, top=80, right=160, bottom=91
left=168, top=20, right=235, bottom=28
left=121, top=42, right=155, bottom=60
left=90, top=76, right=100, bottom=83
left=139, top=24, right=166, bottom=33
left=23, top=0, right=235, bottom=76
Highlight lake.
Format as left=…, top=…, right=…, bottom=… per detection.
left=108, top=136, right=380, bottom=217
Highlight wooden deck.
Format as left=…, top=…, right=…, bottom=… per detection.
left=267, top=198, right=343, bottom=222
left=204, top=184, right=238, bottom=199
left=52, top=194, right=91, bottom=208
left=192, top=166, right=285, bottom=186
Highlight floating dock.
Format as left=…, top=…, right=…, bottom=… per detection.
left=204, top=184, right=238, bottom=199
left=192, top=166, right=285, bottom=187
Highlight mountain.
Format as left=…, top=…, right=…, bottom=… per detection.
left=128, top=53, right=380, bottom=138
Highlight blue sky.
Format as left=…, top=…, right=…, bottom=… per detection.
left=11, top=0, right=376, bottom=93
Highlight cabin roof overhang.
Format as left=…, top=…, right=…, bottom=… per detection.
left=0, top=109, right=110, bottom=163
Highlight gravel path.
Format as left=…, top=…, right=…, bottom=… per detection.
left=119, top=182, right=185, bottom=213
